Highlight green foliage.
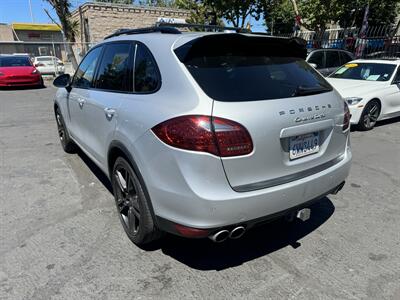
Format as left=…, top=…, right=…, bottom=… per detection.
left=299, top=0, right=400, bottom=31
left=203, top=0, right=263, bottom=28
left=263, top=0, right=294, bottom=34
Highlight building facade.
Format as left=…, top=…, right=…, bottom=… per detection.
left=71, top=2, right=190, bottom=45
left=0, top=23, right=65, bottom=59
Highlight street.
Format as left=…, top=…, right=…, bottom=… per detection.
left=0, top=85, right=399, bottom=299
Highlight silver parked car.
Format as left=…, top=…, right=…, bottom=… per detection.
left=53, top=26, right=352, bottom=246
left=306, top=49, right=354, bottom=76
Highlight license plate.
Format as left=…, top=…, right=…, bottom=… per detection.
left=289, top=132, right=320, bottom=160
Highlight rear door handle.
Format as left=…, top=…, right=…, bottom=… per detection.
left=104, top=108, right=116, bottom=119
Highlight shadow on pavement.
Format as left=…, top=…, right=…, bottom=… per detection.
left=0, top=85, right=46, bottom=91
left=77, top=149, right=113, bottom=194
left=158, top=197, right=334, bottom=271
left=375, top=116, right=400, bottom=127
left=351, top=116, right=400, bottom=132
left=75, top=147, right=335, bottom=271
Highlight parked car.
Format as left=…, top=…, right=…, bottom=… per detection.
left=306, top=49, right=354, bottom=76
left=33, top=56, right=65, bottom=75
left=53, top=27, right=352, bottom=246
left=366, top=51, right=400, bottom=59
left=0, top=55, right=43, bottom=87
left=327, top=59, right=400, bottom=130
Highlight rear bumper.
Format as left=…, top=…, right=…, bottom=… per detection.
left=133, top=131, right=352, bottom=231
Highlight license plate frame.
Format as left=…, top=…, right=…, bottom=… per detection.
left=289, top=132, right=320, bottom=160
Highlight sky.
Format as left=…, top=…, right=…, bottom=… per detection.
left=0, top=0, right=265, bottom=31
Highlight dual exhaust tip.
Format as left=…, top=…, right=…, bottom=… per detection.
left=209, top=226, right=246, bottom=243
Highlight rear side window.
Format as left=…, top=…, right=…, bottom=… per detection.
left=340, top=52, right=352, bottom=65
left=95, top=43, right=132, bottom=92
left=326, top=51, right=340, bottom=68
left=176, top=37, right=331, bottom=102
left=134, top=44, right=160, bottom=93
left=308, top=51, right=325, bottom=68
left=72, top=46, right=102, bottom=89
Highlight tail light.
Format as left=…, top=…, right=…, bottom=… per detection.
left=31, top=69, right=39, bottom=74
left=343, top=102, right=350, bottom=131
left=152, top=115, right=253, bottom=157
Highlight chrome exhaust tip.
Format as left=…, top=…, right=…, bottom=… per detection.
left=229, top=226, right=246, bottom=239
left=209, top=230, right=230, bottom=243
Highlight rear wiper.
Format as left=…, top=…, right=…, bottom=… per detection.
left=292, top=85, right=332, bottom=96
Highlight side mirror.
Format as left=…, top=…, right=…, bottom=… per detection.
left=309, top=63, right=318, bottom=69
left=53, top=73, right=71, bottom=92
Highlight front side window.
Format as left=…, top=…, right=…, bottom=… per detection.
left=308, top=51, right=325, bottom=68
left=331, top=63, right=396, bottom=81
left=134, top=44, right=160, bottom=93
left=340, top=52, right=352, bottom=65
left=72, top=46, right=102, bottom=89
left=325, top=51, right=340, bottom=68
left=95, top=43, right=132, bottom=92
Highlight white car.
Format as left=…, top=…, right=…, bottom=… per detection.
left=327, top=59, right=400, bottom=130
left=33, top=56, right=65, bottom=75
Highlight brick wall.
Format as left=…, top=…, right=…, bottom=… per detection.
left=72, top=3, right=190, bottom=43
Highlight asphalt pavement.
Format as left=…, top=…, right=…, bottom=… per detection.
left=0, top=85, right=399, bottom=299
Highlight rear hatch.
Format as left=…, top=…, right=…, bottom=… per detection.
left=175, top=34, right=348, bottom=192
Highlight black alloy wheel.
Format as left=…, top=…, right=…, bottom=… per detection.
left=358, top=100, right=380, bottom=131
left=111, top=157, right=160, bottom=246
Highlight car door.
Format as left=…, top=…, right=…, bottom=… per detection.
left=307, top=50, right=326, bottom=75
left=324, top=51, right=341, bottom=76
left=79, top=42, right=133, bottom=166
left=67, top=46, right=103, bottom=145
left=384, top=66, right=400, bottom=117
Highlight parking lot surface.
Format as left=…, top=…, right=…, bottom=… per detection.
left=1, top=86, right=399, bottom=300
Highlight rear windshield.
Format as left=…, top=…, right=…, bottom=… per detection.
left=0, top=56, right=32, bottom=67
left=330, top=63, right=396, bottom=81
left=175, top=35, right=332, bottom=102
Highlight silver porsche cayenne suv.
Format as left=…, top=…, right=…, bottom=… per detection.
left=53, top=26, right=352, bottom=246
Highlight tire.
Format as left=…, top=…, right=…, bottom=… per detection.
left=111, top=157, right=161, bottom=246
left=357, top=100, right=381, bottom=131
left=55, top=107, right=77, bottom=153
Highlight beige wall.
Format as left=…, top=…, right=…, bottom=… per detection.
left=0, top=24, right=14, bottom=41
left=72, top=3, right=190, bottom=43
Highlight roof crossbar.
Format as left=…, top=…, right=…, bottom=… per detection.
left=104, top=26, right=181, bottom=40
left=156, top=22, right=250, bottom=33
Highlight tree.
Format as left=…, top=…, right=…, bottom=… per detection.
left=44, top=0, right=78, bottom=69
left=266, top=0, right=400, bottom=33
left=203, top=0, right=263, bottom=28
left=263, top=0, right=295, bottom=34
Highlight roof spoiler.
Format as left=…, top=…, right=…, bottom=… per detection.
left=175, top=34, right=308, bottom=63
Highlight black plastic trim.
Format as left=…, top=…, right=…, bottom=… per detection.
left=233, top=155, right=345, bottom=192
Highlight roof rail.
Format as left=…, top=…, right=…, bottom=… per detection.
left=104, top=26, right=181, bottom=40
left=156, top=22, right=250, bottom=33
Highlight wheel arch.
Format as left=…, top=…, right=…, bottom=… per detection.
left=107, top=141, right=158, bottom=224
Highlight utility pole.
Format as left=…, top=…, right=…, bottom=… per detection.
left=28, top=0, right=35, bottom=23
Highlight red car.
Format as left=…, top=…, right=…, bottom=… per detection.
left=0, top=55, right=43, bottom=87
